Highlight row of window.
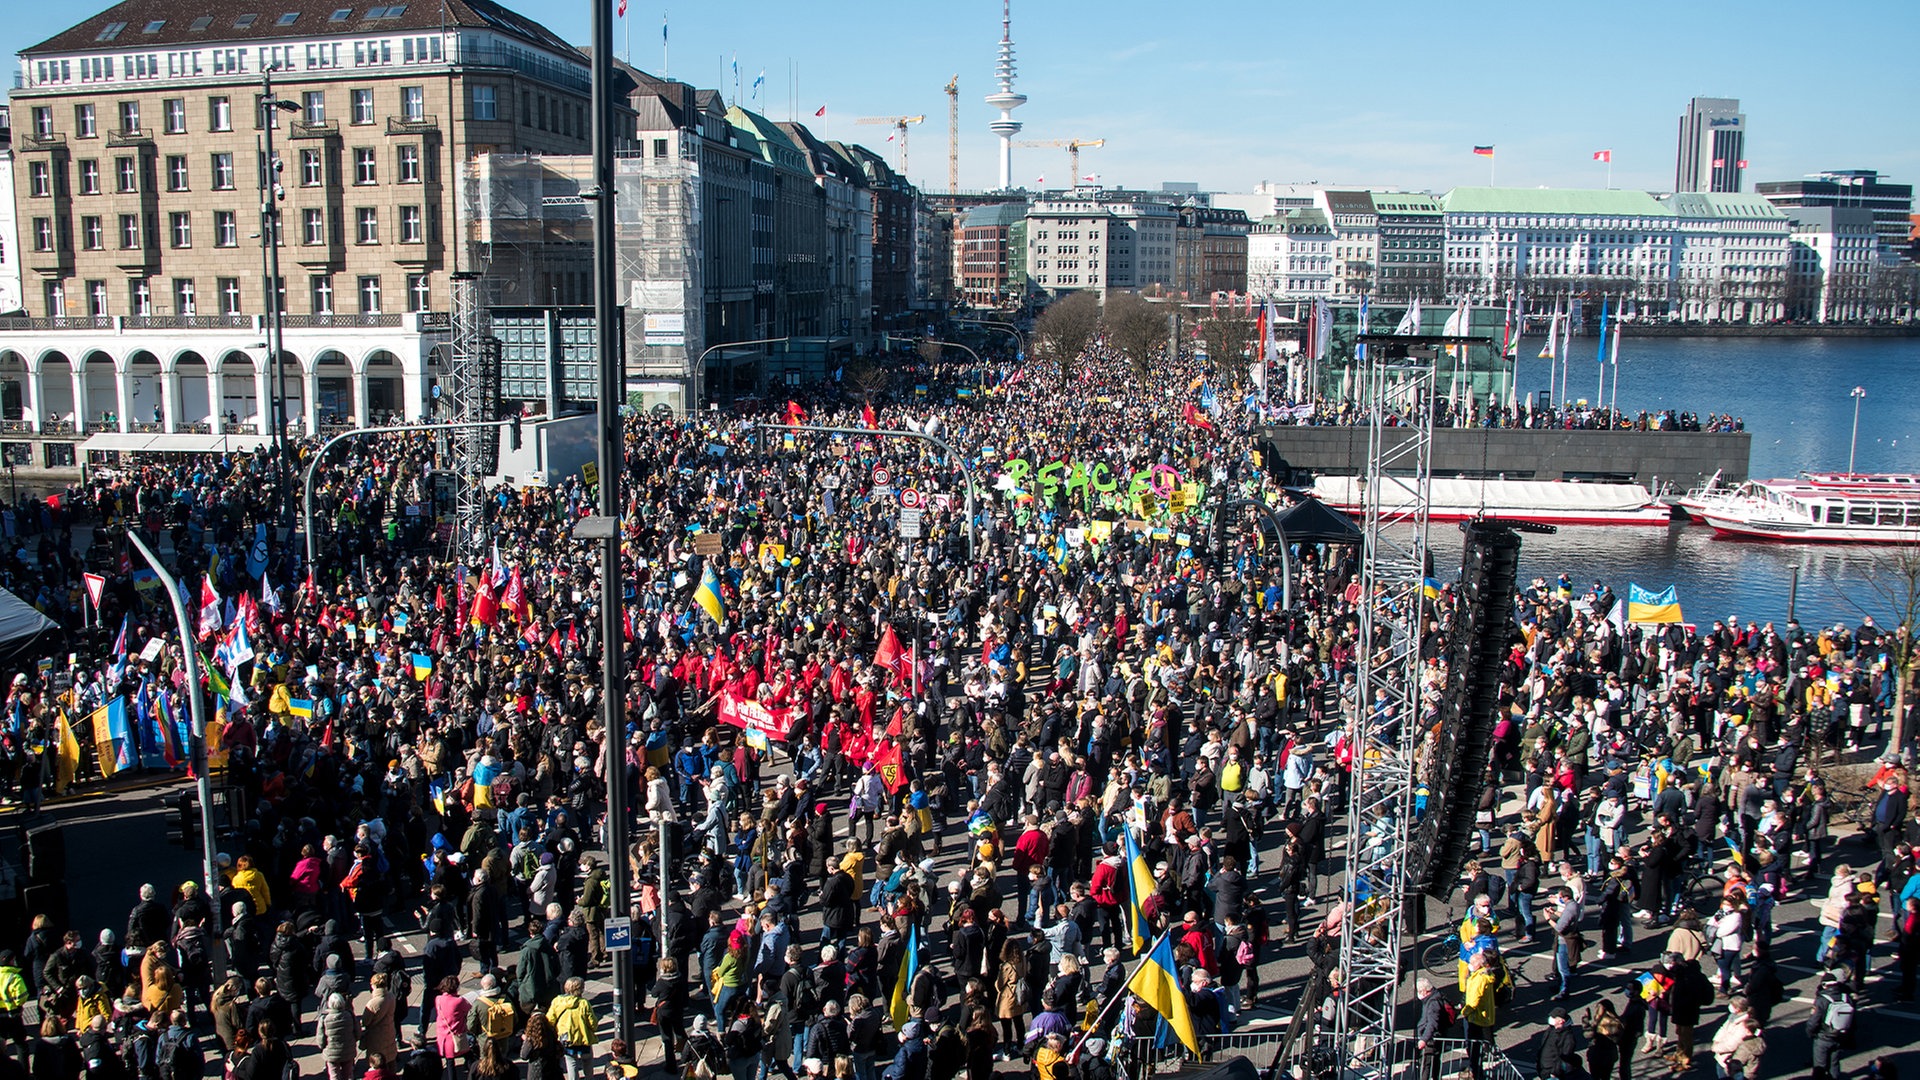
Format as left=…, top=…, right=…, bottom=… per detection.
left=30, top=87, right=428, bottom=139
left=26, top=145, right=427, bottom=200
left=34, top=32, right=440, bottom=87
left=30, top=204, right=431, bottom=252
left=42, top=273, right=431, bottom=317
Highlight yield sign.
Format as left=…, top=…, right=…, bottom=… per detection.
left=83, top=573, right=107, bottom=610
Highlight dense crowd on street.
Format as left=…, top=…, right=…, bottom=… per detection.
left=0, top=327, right=1906, bottom=1080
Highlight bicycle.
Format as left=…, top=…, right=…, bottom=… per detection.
left=1420, top=931, right=1464, bottom=977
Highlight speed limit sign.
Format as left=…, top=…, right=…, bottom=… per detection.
left=899, top=488, right=924, bottom=509
left=872, top=467, right=892, bottom=487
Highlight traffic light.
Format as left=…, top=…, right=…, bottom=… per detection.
left=510, top=413, right=523, bottom=451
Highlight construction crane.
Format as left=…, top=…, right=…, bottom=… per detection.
left=944, top=76, right=960, bottom=196
left=1013, top=138, right=1105, bottom=185
left=854, top=115, right=926, bottom=178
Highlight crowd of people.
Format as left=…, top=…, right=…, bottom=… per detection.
left=0, top=327, right=1906, bottom=1080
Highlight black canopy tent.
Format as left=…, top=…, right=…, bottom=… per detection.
left=1273, top=496, right=1362, bottom=545
left=0, top=587, right=64, bottom=676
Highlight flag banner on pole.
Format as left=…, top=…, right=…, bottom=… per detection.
left=1593, top=149, right=1612, bottom=162
left=91, top=697, right=132, bottom=779
left=1627, top=583, right=1684, bottom=624
left=54, top=711, right=81, bottom=793
left=1126, top=931, right=1200, bottom=1055
left=888, top=923, right=920, bottom=1028
left=1472, top=145, right=1495, bottom=157
left=1123, top=824, right=1156, bottom=954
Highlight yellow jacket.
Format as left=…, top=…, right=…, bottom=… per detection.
left=1463, top=968, right=1497, bottom=1029
left=75, top=991, right=111, bottom=1031
left=231, top=867, right=273, bottom=915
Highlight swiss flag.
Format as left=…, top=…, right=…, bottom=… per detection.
left=814, top=105, right=826, bottom=117
left=1592, top=149, right=1612, bottom=163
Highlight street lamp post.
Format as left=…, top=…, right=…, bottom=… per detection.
left=258, top=70, right=301, bottom=538
left=1849, top=386, right=1867, bottom=474
left=125, top=530, right=222, bottom=936
left=693, top=337, right=790, bottom=412
left=300, top=420, right=513, bottom=568
left=587, top=0, right=635, bottom=1046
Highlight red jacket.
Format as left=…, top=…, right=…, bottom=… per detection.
left=1089, top=858, right=1122, bottom=907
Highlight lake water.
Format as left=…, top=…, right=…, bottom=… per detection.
left=1447, top=333, right=1920, bottom=628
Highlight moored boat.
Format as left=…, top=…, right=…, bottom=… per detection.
left=1311, top=476, right=1672, bottom=526
left=1689, top=479, right=1920, bottom=543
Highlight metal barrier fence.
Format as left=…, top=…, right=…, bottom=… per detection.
left=1121, top=1033, right=1529, bottom=1080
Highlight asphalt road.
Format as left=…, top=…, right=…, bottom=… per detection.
left=13, top=769, right=1919, bottom=1080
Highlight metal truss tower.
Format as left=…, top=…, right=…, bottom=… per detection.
left=445, top=270, right=500, bottom=564
left=1334, top=336, right=1438, bottom=1077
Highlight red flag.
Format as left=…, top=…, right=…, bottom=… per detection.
left=470, top=577, right=499, bottom=626
left=871, top=740, right=909, bottom=793
left=616, top=0, right=627, bottom=14
left=320, top=721, right=335, bottom=749
left=861, top=402, right=877, bottom=430
left=435, top=584, right=448, bottom=612
left=548, top=627, right=563, bottom=653
left=875, top=625, right=905, bottom=679
left=503, top=566, right=530, bottom=623
left=198, top=579, right=223, bottom=639
left=814, top=105, right=826, bottom=117
left=567, top=622, right=580, bottom=649
left=785, top=400, right=808, bottom=427
left=1181, top=401, right=1215, bottom=433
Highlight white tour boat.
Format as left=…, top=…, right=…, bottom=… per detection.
left=1689, top=478, right=1920, bottom=543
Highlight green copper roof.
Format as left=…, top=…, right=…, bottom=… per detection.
left=1442, top=187, right=1672, bottom=216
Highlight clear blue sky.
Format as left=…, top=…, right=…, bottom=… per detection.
left=8, top=0, right=1917, bottom=197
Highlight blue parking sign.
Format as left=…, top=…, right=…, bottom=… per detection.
left=604, top=917, right=632, bottom=953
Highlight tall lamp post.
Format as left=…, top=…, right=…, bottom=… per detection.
left=257, top=71, right=301, bottom=536
left=1849, top=385, right=1867, bottom=474
left=126, top=531, right=222, bottom=934
left=587, top=0, right=634, bottom=1047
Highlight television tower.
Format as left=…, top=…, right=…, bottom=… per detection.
left=984, top=0, right=1027, bottom=191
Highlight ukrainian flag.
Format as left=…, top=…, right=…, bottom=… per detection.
left=411, top=653, right=434, bottom=681
left=693, top=565, right=727, bottom=626
left=1124, top=824, right=1158, bottom=955
left=1422, top=577, right=1443, bottom=600
left=1627, top=583, right=1683, bottom=624
left=288, top=697, right=314, bottom=719
left=1127, top=930, right=1200, bottom=1055
left=888, top=923, right=919, bottom=1028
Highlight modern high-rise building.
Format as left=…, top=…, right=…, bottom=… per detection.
left=1675, top=96, right=1746, bottom=194
left=1755, top=170, right=1914, bottom=254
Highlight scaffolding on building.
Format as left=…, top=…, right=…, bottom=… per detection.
left=461, top=151, right=703, bottom=409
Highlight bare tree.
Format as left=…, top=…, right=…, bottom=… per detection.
left=917, top=339, right=945, bottom=367
left=1199, top=313, right=1254, bottom=372
left=842, top=357, right=889, bottom=401
left=1104, top=290, right=1170, bottom=378
left=1032, top=289, right=1101, bottom=388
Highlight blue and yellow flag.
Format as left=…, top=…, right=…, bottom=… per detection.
left=1124, top=824, right=1157, bottom=955
left=1422, top=577, right=1443, bottom=601
left=287, top=697, right=314, bottom=719
left=411, top=653, right=434, bottom=681
left=1126, top=931, right=1199, bottom=1055
left=1627, top=583, right=1683, bottom=624
left=694, top=565, right=727, bottom=626
left=889, top=923, right=919, bottom=1028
